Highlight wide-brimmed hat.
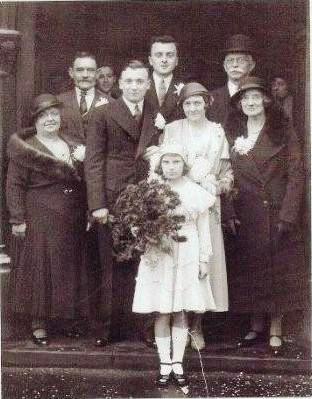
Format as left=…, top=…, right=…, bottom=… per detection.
left=222, top=34, right=256, bottom=56
left=230, top=76, right=270, bottom=107
left=178, top=82, right=213, bottom=106
left=31, top=93, right=63, bottom=119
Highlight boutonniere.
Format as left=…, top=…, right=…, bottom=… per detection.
left=232, top=135, right=253, bottom=155
left=95, top=97, right=109, bottom=108
left=174, top=83, right=185, bottom=96
left=72, top=144, right=86, bottom=162
left=154, top=112, right=166, bottom=130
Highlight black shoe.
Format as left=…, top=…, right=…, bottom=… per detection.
left=269, top=335, right=284, bottom=357
left=156, top=363, right=172, bottom=387
left=32, top=334, right=49, bottom=346
left=237, top=330, right=265, bottom=348
left=172, top=362, right=188, bottom=387
left=94, top=337, right=110, bottom=347
left=156, top=373, right=171, bottom=387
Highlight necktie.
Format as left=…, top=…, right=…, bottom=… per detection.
left=158, top=78, right=167, bottom=106
left=79, top=90, right=88, bottom=115
left=133, top=104, right=142, bottom=124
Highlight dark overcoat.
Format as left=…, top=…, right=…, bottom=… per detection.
left=145, top=76, right=183, bottom=125
left=224, top=108, right=309, bottom=313
left=6, top=128, right=89, bottom=320
left=57, top=89, right=110, bottom=145
left=85, top=97, right=159, bottom=211
left=207, top=85, right=233, bottom=127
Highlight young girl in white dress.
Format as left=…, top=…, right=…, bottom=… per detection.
left=132, top=143, right=216, bottom=387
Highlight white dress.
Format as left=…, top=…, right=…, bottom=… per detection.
left=132, top=177, right=216, bottom=314
left=162, top=118, right=233, bottom=312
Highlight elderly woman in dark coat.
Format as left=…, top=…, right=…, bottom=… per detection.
left=6, top=94, right=89, bottom=345
left=224, top=77, right=309, bottom=355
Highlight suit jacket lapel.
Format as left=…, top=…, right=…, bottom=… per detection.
left=110, top=98, right=141, bottom=142
left=70, top=90, right=82, bottom=121
left=135, top=101, right=158, bottom=159
left=146, top=79, right=160, bottom=109
left=160, top=78, right=178, bottom=117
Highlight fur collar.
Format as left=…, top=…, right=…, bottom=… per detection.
left=225, top=104, right=288, bottom=146
left=7, top=128, right=81, bottom=182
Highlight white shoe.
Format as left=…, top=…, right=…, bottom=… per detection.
left=190, top=329, right=205, bottom=350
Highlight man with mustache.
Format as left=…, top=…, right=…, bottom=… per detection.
left=58, top=51, right=111, bottom=145
left=207, top=34, right=256, bottom=127
left=57, top=52, right=113, bottom=345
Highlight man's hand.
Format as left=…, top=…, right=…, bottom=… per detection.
left=12, top=223, right=26, bottom=238
left=92, top=208, right=109, bottom=224
left=143, top=145, right=159, bottom=161
left=199, top=261, right=210, bottom=280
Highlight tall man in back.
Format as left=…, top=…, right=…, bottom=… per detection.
left=85, top=60, right=160, bottom=343
left=146, top=35, right=183, bottom=130
left=207, top=34, right=256, bottom=127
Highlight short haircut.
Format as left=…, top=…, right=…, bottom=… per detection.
left=150, top=35, right=178, bottom=52
left=120, top=59, right=150, bottom=77
left=72, top=51, right=97, bottom=67
left=97, top=63, right=116, bottom=75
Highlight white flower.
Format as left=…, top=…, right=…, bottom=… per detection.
left=72, top=145, right=86, bottom=162
left=174, top=83, right=185, bottom=96
left=154, top=112, right=166, bottom=129
left=95, top=97, right=109, bottom=107
left=233, top=135, right=253, bottom=155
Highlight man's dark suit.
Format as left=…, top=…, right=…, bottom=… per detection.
left=85, top=97, right=159, bottom=340
left=145, top=77, right=182, bottom=125
left=57, top=88, right=114, bottom=339
left=57, top=89, right=105, bottom=145
left=207, top=85, right=233, bottom=127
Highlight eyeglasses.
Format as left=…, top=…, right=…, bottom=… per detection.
left=225, top=56, right=249, bottom=66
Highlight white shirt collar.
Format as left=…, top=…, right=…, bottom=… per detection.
left=122, top=96, right=144, bottom=115
left=153, top=72, right=173, bottom=94
left=227, top=80, right=239, bottom=97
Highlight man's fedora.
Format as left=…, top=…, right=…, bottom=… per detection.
left=222, top=34, right=256, bottom=55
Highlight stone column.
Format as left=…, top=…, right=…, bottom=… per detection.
left=0, top=29, right=21, bottom=338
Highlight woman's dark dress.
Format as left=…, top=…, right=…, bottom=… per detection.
left=6, top=129, right=89, bottom=320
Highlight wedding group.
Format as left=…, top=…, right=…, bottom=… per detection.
left=6, top=34, right=308, bottom=389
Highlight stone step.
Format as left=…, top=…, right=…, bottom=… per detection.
left=2, top=339, right=311, bottom=374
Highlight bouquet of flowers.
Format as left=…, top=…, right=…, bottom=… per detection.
left=112, top=179, right=186, bottom=262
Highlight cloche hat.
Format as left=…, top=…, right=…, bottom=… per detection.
left=178, top=82, right=213, bottom=106
left=31, top=93, right=63, bottom=119
left=230, top=76, right=270, bottom=107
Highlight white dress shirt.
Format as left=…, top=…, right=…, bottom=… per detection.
left=75, top=87, right=95, bottom=111
left=122, top=96, right=144, bottom=116
left=227, top=80, right=239, bottom=97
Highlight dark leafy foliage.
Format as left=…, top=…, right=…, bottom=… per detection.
left=112, top=179, right=186, bottom=262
